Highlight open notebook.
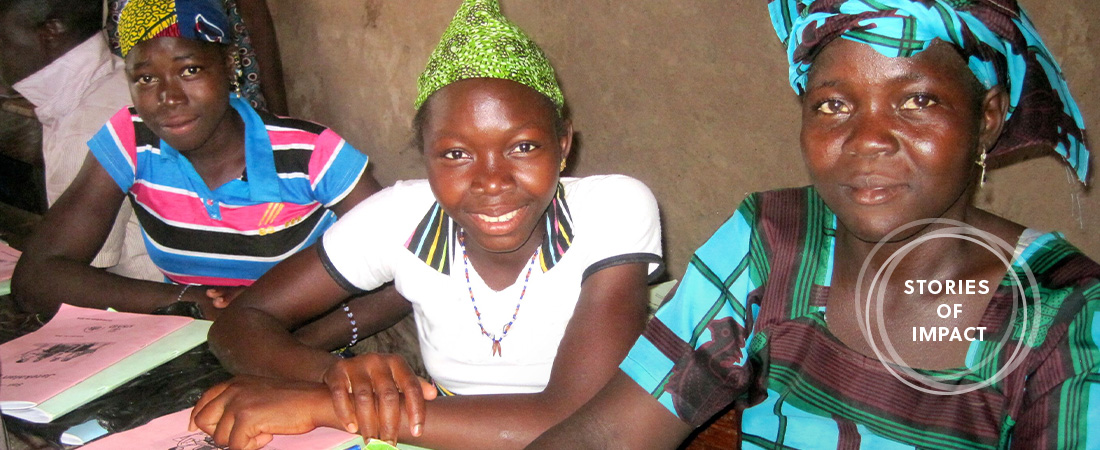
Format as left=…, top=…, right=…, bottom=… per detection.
left=0, top=304, right=210, bottom=423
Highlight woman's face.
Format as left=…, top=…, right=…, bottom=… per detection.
left=800, top=38, right=1006, bottom=243
left=422, top=78, right=571, bottom=255
left=125, top=37, right=235, bottom=154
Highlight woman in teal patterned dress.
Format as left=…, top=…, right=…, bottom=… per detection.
left=532, top=0, right=1098, bottom=448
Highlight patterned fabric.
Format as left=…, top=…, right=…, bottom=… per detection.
left=117, top=0, right=230, bottom=57
left=768, top=0, right=1091, bottom=183
left=621, top=187, right=1100, bottom=449
left=415, top=0, right=564, bottom=112
left=86, top=95, right=368, bottom=286
left=107, top=0, right=270, bottom=111
left=405, top=184, right=574, bottom=275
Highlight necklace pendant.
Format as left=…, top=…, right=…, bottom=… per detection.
left=491, top=340, right=502, bottom=357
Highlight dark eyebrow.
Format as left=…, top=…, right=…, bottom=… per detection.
left=805, top=79, right=839, bottom=91
left=509, top=120, right=543, bottom=133
left=806, top=69, right=927, bottom=92
left=127, top=51, right=200, bottom=72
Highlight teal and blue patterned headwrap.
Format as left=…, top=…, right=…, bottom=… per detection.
left=769, top=0, right=1090, bottom=183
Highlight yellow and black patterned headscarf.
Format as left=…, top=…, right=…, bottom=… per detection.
left=117, top=0, right=229, bottom=57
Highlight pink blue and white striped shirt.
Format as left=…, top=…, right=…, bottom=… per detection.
left=87, top=95, right=368, bottom=286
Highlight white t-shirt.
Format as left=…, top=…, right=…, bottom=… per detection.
left=321, top=175, right=662, bottom=395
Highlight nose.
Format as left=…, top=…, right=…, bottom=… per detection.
left=470, top=152, right=515, bottom=195
left=159, top=78, right=186, bottom=106
left=842, top=109, right=899, bottom=158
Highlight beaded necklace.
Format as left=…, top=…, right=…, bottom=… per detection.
left=459, top=231, right=538, bottom=357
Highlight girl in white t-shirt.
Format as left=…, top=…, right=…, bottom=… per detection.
left=189, top=1, right=663, bottom=448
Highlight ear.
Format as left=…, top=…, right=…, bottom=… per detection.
left=558, top=119, right=574, bottom=167
left=977, top=85, right=1010, bottom=153
left=38, top=18, right=70, bottom=58
left=223, top=46, right=237, bottom=84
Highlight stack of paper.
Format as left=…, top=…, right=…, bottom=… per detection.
left=0, top=240, right=19, bottom=296
left=0, top=304, right=211, bottom=423
left=79, top=408, right=369, bottom=449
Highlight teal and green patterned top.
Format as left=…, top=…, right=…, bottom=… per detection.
left=622, top=187, right=1100, bottom=449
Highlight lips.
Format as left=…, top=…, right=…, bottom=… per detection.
left=842, top=174, right=908, bottom=206
left=468, top=206, right=527, bottom=235
left=157, top=116, right=199, bottom=135
left=475, top=209, right=520, bottom=223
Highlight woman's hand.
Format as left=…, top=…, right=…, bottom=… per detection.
left=321, top=353, right=436, bottom=443
left=189, top=375, right=335, bottom=450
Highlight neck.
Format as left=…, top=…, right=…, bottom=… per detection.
left=462, top=226, right=546, bottom=291
left=833, top=205, right=1020, bottom=292
left=187, top=107, right=246, bottom=190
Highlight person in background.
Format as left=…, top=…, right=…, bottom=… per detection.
left=0, top=0, right=160, bottom=281
left=12, top=0, right=390, bottom=337
left=531, top=0, right=1098, bottom=448
left=107, top=0, right=288, bottom=115
left=188, top=1, right=663, bottom=448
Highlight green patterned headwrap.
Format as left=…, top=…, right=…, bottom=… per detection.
left=414, top=0, right=564, bottom=114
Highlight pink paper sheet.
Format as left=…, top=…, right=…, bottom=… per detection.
left=80, top=408, right=363, bottom=450
left=0, top=304, right=193, bottom=407
left=0, top=240, right=19, bottom=281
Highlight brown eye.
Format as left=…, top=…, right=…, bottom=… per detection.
left=135, top=75, right=156, bottom=85
left=901, top=94, right=938, bottom=110
left=511, top=142, right=539, bottom=154
left=816, top=99, right=849, bottom=115
left=442, top=149, right=467, bottom=160
left=182, top=66, right=202, bottom=77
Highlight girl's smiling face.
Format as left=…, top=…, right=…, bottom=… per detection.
left=125, top=37, right=237, bottom=155
left=421, top=78, right=571, bottom=256
left=800, top=38, right=1007, bottom=243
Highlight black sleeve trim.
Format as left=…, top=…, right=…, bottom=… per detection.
left=581, top=252, right=665, bottom=284
left=317, top=237, right=366, bottom=295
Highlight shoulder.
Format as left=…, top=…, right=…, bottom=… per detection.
left=254, top=110, right=367, bottom=177
left=563, top=174, right=653, bottom=199
left=741, top=185, right=822, bottom=224
left=1018, top=232, right=1100, bottom=297
left=1005, top=233, right=1100, bottom=394
left=1011, top=232, right=1100, bottom=342
left=254, top=109, right=330, bottom=136
left=91, top=106, right=152, bottom=148
left=562, top=175, right=659, bottom=230
left=322, top=180, right=436, bottom=262
left=562, top=175, right=657, bottom=213
left=692, top=186, right=824, bottom=266
left=1019, top=232, right=1100, bottom=284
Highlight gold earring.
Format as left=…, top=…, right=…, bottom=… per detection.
left=231, top=52, right=243, bottom=96
left=560, top=159, right=567, bottom=172
left=976, top=151, right=988, bottom=189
